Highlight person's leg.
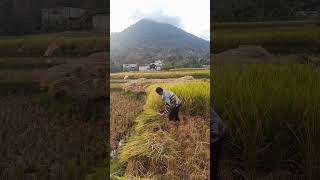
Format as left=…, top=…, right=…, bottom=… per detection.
left=168, top=108, right=175, bottom=121
left=174, top=105, right=180, bottom=121
left=169, top=106, right=179, bottom=122
left=212, top=138, right=223, bottom=180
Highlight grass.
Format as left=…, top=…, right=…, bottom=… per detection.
left=84, top=162, right=107, bottom=180
left=110, top=91, right=145, bottom=150
left=212, top=64, right=320, bottom=179
left=213, top=21, right=320, bottom=53
left=110, top=69, right=210, bottom=79
left=0, top=32, right=108, bottom=57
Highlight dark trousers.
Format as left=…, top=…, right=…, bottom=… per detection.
left=212, top=138, right=224, bottom=180
left=169, top=104, right=181, bottom=121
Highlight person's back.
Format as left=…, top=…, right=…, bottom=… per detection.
left=162, top=90, right=181, bottom=109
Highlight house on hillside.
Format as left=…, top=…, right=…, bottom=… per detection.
left=139, top=65, right=149, bottom=71
left=92, top=12, right=109, bottom=32
left=41, top=7, right=87, bottom=31
left=139, top=60, right=164, bottom=71
left=123, top=64, right=138, bottom=71
left=202, top=65, right=210, bottom=69
left=296, top=11, right=319, bottom=19
left=41, top=7, right=109, bottom=32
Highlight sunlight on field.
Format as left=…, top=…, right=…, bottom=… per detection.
left=111, top=69, right=210, bottom=79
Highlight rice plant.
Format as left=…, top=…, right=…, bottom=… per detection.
left=212, top=64, right=320, bottom=179
left=213, top=23, right=320, bottom=53
left=145, top=82, right=210, bottom=119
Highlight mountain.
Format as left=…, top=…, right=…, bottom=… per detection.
left=110, top=19, right=210, bottom=70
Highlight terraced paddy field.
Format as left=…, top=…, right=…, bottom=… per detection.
left=110, top=70, right=211, bottom=179
left=0, top=32, right=107, bottom=57
left=110, top=69, right=210, bottom=80
left=213, top=21, right=320, bottom=54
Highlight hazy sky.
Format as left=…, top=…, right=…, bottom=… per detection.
left=110, top=0, right=210, bottom=41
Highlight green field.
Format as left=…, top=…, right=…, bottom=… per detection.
left=111, top=69, right=210, bottom=79
left=213, top=21, right=320, bottom=53
left=213, top=64, right=320, bottom=179
left=0, top=32, right=107, bottom=57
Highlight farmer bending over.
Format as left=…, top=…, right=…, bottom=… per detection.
left=156, top=87, right=181, bottom=121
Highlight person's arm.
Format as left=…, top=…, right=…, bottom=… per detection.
left=159, top=102, right=170, bottom=116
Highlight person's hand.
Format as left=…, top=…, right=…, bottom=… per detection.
left=158, top=110, right=165, bottom=116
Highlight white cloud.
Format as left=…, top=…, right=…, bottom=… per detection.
left=132, top=11, right=183, bottom=28
left=110, top=0, right=210, bottom=41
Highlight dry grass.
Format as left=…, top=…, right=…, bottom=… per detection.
left=110, top=91, right=145, bottom=150
left=0, top=96, right=106, bottom=180
left=117, top=111, right=210, bottom=180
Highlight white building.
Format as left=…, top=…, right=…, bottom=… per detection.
left=41, top=7, right=87, bottom=31
left=202, top=65, right=210, bottom=69
left=123, top=64, right=137, bottom=71
left=139, top=65, right=149, bottom=71
left=92, top=12, right=109, bottom=32
left=154, top=60, right=163, bottom=66
left=138, top=60, right=164, bottom=72
left=296, top=11, right=319, bottom=19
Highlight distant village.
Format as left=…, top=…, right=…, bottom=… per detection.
left=40, top=7, right=108, bottom=32
left=123, top=60, right=164, bottom=72
left=122, top=60, right=210, bottom=72
left=0, top=5, right=109, bottom=34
